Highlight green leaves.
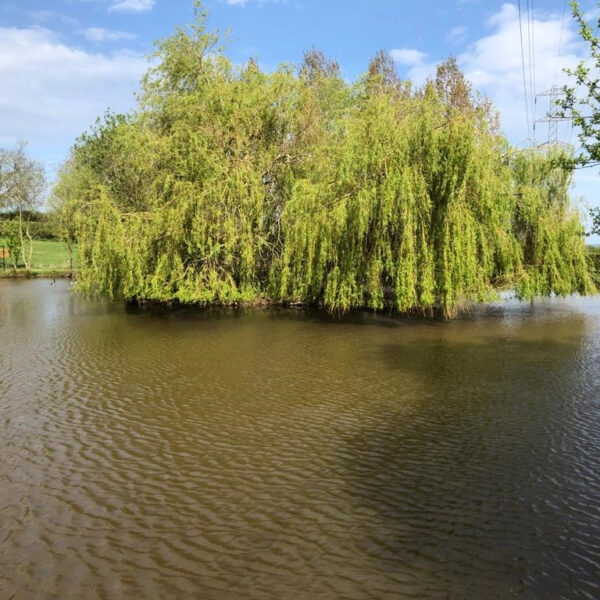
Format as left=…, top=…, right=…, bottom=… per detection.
left=590, top=206, right=600, bottom=236
left=54, top=12, right=595, bottom=315
left=559, top=2, right=600, bottom=165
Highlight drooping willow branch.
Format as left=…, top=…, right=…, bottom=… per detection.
left=51, top=15, right=595, bottom=316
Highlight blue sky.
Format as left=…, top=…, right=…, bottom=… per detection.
left=0, top=0, right=598, bottom=238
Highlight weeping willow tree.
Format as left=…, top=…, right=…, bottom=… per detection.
left=53, top=4, right=595, bottom=316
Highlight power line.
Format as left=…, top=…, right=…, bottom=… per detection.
left=518, top=0, right=532, bottom=139
left=574, top=161, right=600, bottom=169
left=531, top=0, right=537, bottom=112
left=554, top=0, right=568, bottom=82
left=530, top=2, right=576, bottom=148
left=527, top=0, right=536, bottom=135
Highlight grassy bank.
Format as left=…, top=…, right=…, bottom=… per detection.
left=0, top=239, right=78, bottom=278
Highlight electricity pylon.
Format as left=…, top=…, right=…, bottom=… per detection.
left=534, top=85, right=572, bottom=148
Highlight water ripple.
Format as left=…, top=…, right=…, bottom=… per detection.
left=1, top=280, right=600, bottom=598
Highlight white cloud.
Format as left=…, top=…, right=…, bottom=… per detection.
left=391, top=4, right=588, bottom=145
left=108, top=0, right=155, bottom=13
left=81, top=27, right=136, bottom=42
left=458, top=3, right=584, bottom=143
left=223, top=0, right=286, bottom=6
left=0, top=26, right=146, bottom=172
left=389, top=48, right=426, bottom=66
left=390, top=2, right=599, bottom=234
left=447, top=25, right=467, bottom=44
left=583, top=6, right=600, bottom=22
left=27, top=10, right=80, bottom=26
left=64, top=0, right=155, bottom=13
left=390, top=48, right=432, bottom=88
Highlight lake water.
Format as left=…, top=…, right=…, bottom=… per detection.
left=1, top=279, right=600, bottom=599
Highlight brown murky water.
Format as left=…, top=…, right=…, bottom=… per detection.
left=1, top=279, right=600, bottom=599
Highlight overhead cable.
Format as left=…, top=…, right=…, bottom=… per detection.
left=518, top=0, right=532, bottom=139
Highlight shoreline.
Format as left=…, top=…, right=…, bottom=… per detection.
left=0, top=269, right=74, bottom=279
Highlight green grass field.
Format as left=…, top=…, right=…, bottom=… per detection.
left=0, top=239, right=78, bottom=274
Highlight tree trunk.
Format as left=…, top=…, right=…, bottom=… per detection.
left=16, top=209, right=33, bottom=270
left=26, top=226, right=34, bottom=269
left=18, top=209, right=29, bottom=269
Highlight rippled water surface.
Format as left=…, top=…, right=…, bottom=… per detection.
left=1, top=280, right=600, bottom=599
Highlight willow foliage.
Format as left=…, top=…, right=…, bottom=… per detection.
left=54, top=8, right=595, bottom=316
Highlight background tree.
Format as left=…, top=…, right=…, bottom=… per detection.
left=0, top=141, right=46, bottom=269
left=365, top=50, right=410, bottom=98
left=49, top=159, right=88, bottom=275
left=435, top=56, right=472, bottom=113
left=558, top=1, right=600, bottom=237
left=559, top=1, right=600, bottom=164
left=2, top=220, right=21, bottom=269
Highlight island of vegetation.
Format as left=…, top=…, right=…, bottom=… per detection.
left=43, top=5, right=596, bottom=316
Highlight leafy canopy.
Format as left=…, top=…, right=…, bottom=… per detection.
left=558, top=1, right=600, bottom=237
left=53, top=5, right=595, bottom=315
